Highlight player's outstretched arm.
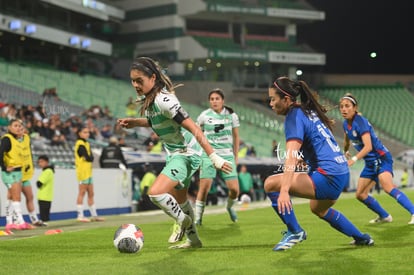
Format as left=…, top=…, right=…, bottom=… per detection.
left=118, top=118, right=150, bottom=129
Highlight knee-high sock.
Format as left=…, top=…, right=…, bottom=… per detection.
left=195, top=200, right=205, bottom=223
left=150, top=194, right=186, bottom=224
left=77, top=204, right=84, bottom=219
left=29, top=211, right=39, bottom=223
left=11, top=201, right=25, bottom=224
left=226, top=197, right=237, bottom=209
left=267, top=192, right=302, bottom=233
left=322, top=208, right=365, bottom=239
left=180, top=201, right=200, bottom=243
left=389, top=188, right=414, bottom=214
left=361, top=195, right=389, bottom=218
left=89, top=204, right=98, bottom=217
left=5, top=200, right=13, bottom=224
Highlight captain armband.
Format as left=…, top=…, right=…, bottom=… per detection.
left=173, top=107, right=190, bottom=124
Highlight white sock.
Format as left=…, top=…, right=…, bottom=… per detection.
left=29, top=211, right=39, bottom=223
left=11, top=201, right=25, bottom=224
left=180, top=201, right=200, bottom=243
left=77, top=204, right=84, bottom=219
left=89, top=204, right=98, bottom=217
left=195, top=200, right=205, bottom=223
left=5, top=200, right=13, bottom=224
left=226, top=197, right=237, bottom=209
left=149, top=193, right=186, bottom=224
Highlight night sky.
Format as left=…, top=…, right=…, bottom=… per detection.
left=297, top=1, right=414, bottom=74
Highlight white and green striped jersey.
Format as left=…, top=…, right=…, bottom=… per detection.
left=145, top=91, right=202, bottom=156
left=197, top=107, right=240, bottom=157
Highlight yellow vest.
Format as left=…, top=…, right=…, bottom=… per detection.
left=74, top=139, right=93, bottom=181
left=401, top=172, right=408, bottom=187
left=2, top=133, right=24, bottom=168
left=150, top=141, right=163, bottom=153
left=21, top=134, right=34, bottom=181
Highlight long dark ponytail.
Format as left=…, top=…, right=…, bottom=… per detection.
left=272, top=76, right=333, bottom=131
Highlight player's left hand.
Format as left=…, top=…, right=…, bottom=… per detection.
left=277, top=192, right=292, bottom=215
left=220, top=161, right=233, bottom=174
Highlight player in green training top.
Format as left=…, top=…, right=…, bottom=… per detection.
left=118, top=57, right=232, bottom=249
left=168, top=88, right=240, bottom=243
left=194, top=88, right=240, bottom=225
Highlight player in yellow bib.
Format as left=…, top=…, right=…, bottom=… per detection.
left=19, top=124, right=44, bottom=226
left=74, top=126, right=104, bottom=222
left=0, top=119, right=31, bottom=230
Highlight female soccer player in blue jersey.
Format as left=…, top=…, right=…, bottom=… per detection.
left=340, top=93, right=414, bottom=225
left=118, top=57, right=231, bottom=249
left=265, top=77, right=373, bottom=251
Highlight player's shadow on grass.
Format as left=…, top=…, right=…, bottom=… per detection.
left=197, top=222, right=241, bottom=240
left=364, top=224, right=413, bottom=246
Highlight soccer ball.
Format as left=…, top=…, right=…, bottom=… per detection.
left=240, top=194, right=251, bottom=204
left=113, top=224, right=144, bottom=253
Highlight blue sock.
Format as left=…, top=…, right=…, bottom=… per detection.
left=389, top=188, right=414, bottom=214
left=361, top=195, right=389, bottom=218
left=322, top=208, right=364, bottom=239
left=267, top=192, right=302, bottom=233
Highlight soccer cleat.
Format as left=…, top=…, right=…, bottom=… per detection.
left=90, top=217, right=105, bottom=222
left=168, top=222, right=183, bottom=244
left=226, top=207, right=238, bottom=222
left=350, top=234, right=374, bottom=246
left=408, top=215, right=414, bottom=225
left=17, top=222, right=35, bottom=230
left=369, top=215, right=392, bottom=224
left=5, top=223, right=18, bottom=231
left=273, top=230, right=307, bottom=251
left=33, top=220, right=48, bottom=227
left=77, top=217, right=91, bottom=223
left=169, top=239, right=202, bottom=249
left=169, top=215, right=193, bottom=244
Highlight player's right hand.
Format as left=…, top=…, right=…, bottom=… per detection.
left=209, top=152, right=232, bottom=174
left=118, top=118, right=134, bottom=129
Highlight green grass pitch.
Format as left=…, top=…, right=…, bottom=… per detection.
left=1, top=190, right=413, bottom=274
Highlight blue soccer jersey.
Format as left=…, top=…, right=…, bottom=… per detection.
left=284, top=107, right=348, bottom=175
left=342, top=114, right=389, bottom=161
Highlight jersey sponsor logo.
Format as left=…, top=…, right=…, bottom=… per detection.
left=214, top=124, right=224, bottom=133
left=171, top=168, right=179, bottom=176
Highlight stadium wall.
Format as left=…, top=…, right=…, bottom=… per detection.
left=0, top=169, right=132, bottom=225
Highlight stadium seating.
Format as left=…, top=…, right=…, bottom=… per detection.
left=199, top=101, right=285, bottom=157
left=0, top=61, right=133, bottom=119
left=319, top=85, right=414, bottom=147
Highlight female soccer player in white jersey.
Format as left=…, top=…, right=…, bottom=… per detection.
left=265, top=77, right=373, bottom=251
left=340, top=93, right=414, bottom=225
left=118, top=57, right=231, bottom=249
left=194, top=88, right=240, bottom=225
